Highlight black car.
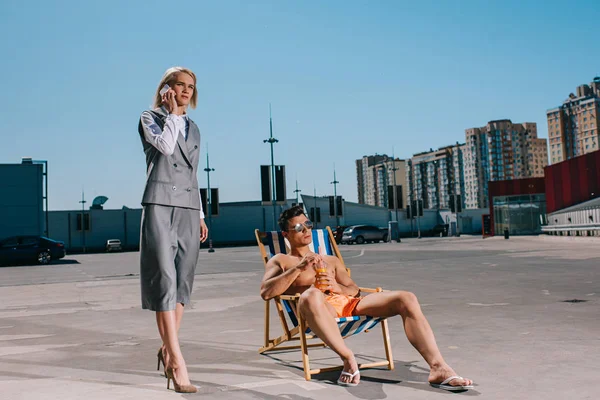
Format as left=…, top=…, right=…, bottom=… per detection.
left=0, top=236, right=66, bottom=266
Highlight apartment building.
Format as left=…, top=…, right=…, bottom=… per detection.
left=547, top=77, right=600, bottom=164
left=464, top=120, right=548, bottom=209
left=356, top=155, right=407, bottom=210
left=405, top=143, right=466, bottom=210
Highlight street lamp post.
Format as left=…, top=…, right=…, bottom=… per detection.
left=390, top=152, right=401, bottom=243
left=294, top=179, right=301, bottom=205
left=412, top=184, right=421, bottom=239
left=528, top=183, right=534, bottom=233
left=416, top=199, right=422, bottom=238
left=33, top=159, right=49, bottom=237
left=263, top=104, right=278, bottom=230
left=79, top=189, right=86, bottom=253
left=384, top=154, right=400, bottom=243
left=330, top=166, right=340, bottom=227
left=313, top=184, right=318, bottom=229
left=204, top=149, right=215, bottom=253
left=408, top=160, right=414, bottom=236
left=453, top=191, right=460, bottom=236
left=391, top=159, right=399, bottom=223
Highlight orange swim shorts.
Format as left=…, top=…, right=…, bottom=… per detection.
left=324, top=293, right=362, bottom=318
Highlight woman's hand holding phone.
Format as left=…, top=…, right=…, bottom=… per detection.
left=160, top=85, right=181, bottom=115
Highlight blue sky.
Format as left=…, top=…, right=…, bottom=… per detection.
left=1, top=0, right=599, bottom=210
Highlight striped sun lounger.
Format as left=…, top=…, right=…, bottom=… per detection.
left=255, top=226, right=395, bottom=381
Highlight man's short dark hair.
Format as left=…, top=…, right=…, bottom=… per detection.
left=278, top=205, right=306, bottom=231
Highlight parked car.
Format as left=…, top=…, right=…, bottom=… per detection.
left=106, top=239, right=122, bottom=252
left=341, top=225, right=388, bottom=244
left=0, top=235, right=66, bottom=266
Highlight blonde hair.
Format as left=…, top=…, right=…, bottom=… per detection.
left=153, top=66, right=197, bottom=109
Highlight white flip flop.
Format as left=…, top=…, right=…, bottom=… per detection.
left=337, top=369, right=360, bottom=387
left=430, top=375, right=474, bottom=391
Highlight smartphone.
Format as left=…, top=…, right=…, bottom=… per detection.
left=159, top=84, right=170, bottom=96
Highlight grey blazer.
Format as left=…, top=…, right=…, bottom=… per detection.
left=138, top=108, right=202, bottom=210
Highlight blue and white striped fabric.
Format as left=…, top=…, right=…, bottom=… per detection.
left=316, top=315, right=383, bottom=337
left=264, top=229, right=333, bottom=259
left=280, top=297, right=384, bottom=336
left=264, top=229, right=383, bottom=338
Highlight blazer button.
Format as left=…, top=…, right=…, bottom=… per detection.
left=172, top=186, right=177, bottom=191
left=194, top=145, right=198, bottom=149
left=173, top=163, right=178, bottom=168
left=186, top=188, right=191, bottom=192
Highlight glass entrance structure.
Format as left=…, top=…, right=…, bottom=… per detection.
left=493, top=194, right=547, bottom=235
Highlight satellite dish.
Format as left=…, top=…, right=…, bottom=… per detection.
left=92, top=196, right=108, bottom=206
left=91, top=196, right=108, bottom=210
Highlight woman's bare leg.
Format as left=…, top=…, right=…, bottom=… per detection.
left=158, top=303, right=186, bottom=367
left=156, top=309, right=191, bottom=385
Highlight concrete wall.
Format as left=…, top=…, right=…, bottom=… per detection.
left=301, top=195, right=488, bottom=237
left=49, top=202, right=297, bottom=251
left=0, top=163, right=44, bottom=239
left=208, top=201, right=294, bottom=245
left=458, top=208, right=488, bottom=234
left=46, top=195, right=490, bottom=252
left=48, top=209, right=142, bottom=251
left=343, top=202, right=392, bottom=228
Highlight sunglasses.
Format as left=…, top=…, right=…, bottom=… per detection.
left=288, top=220, right=314, bottom=233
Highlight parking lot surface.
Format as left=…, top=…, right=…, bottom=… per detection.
left=0, top=235, right=598, bottom=399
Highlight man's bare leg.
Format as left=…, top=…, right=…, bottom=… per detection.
left=298, top=288, right=360, bottom=385
left=354, top=291, right=472, bottom=388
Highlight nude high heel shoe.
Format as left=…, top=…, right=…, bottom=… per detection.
left=157, top=348, right=166, bottom=373
left=166, top=367, right=198, bottom=393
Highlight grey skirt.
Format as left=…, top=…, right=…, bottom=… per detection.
left=140, top=204, right=200, bottom=311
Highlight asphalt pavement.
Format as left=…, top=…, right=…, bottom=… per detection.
left=0, top=235, right=598, bottom=399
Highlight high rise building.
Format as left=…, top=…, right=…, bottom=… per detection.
left=356, top=155, right=407, bottom=210
left=547, top=77, right=600, bottom=164
left=406, top=143, right=466, bottom=210
left=464, top=120, right=548, bottom=209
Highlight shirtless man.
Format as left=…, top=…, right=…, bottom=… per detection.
left=260, top=206, right=473, bottom=391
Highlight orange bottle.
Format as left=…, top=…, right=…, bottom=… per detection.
left=315, top=247, right=328, bottom=292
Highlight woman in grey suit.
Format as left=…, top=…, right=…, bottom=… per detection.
left=138, top=66, right=208, bottom=393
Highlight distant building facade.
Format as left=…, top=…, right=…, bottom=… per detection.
left=464, top=120, right=548, bottom=209
left=547, top=77, right=600, bottom=164
left=356, top=155, right=407, bottom=211
left=406, top=143, right=466, bottom=210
